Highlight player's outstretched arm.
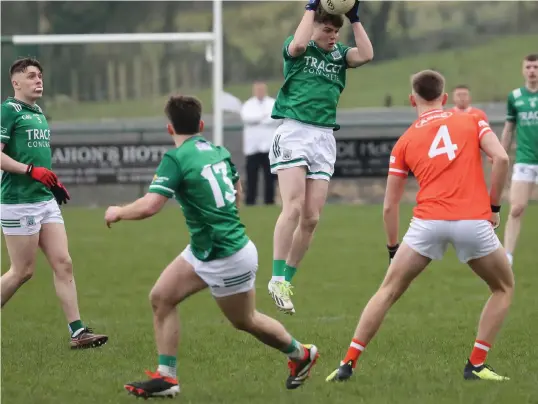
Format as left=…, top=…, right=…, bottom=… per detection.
left=104, top=193, right=168, bottom=228
left=344, top=1, right=374, bottom=68
left=383, top=175, right=406, bottom=247
left=288, top=1, right=319, bottom=58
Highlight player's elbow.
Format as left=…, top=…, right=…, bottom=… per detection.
left=382, top=203, right=396, bottom=219
left=144, top=205, right=159, bottom=217
left=143, top=200, right=164, bottom=217
left=289, top=43, right=307, bottom=57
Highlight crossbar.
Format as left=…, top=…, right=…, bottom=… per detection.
left=10, top=33, right=214, bottom=45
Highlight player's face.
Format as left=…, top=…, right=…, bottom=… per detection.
left=12, top=66, right=43, bottom=101
left=313, top=24, right=339, bottom=51
left=523, top=60, right=538, bottom=85
left=452, top=88, right=470, bottom=109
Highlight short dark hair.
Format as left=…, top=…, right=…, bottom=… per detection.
left=453, top=84, right=470, bottom=91
left=10, top=57, right=43, bottom=77
left=411, top=70, right=445, bottom=102
left=524, top=54, right=538, bottom=62
left=314, top=9, right=344, bottom=29
left=164, top=95, right=202, bottom=135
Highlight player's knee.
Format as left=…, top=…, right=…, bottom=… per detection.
left=299, top=213, right=320, bottom=233
left=494, top=272, right=515, bottom=296
left=52, top=255, right=73, bottom=275
left=379, top=277, right=408, bottom=303
left=11, top=264, right=35, bottom=284
left=509, top=203, right=527, bottom=218
left=149, top=287, right=176, bottom=314
left=229, top=314, right=255, bottom=332
left=282, top=197, right=304, bottom=221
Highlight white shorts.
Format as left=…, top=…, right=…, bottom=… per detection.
left=403, top=218, right=501, bottom=263
left=180, top=240, right=258, bottom=298
left=512, top=163, right=538, bottom=184
left=269, top=119, right=336, bottom=181
left=0, top=199, right=63, bottom=236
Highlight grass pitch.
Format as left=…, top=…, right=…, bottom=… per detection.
left=2, top=204, right=538, bottom=404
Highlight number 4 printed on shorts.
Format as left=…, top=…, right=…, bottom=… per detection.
left=428, top=125, right=458, bottom=161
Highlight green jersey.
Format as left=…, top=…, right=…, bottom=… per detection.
left=506, top=87, right=538, bottom=164
left=271, top=35, right=352, bottom=130
left=148, top=136, right=249, bottom=261
left=1, top=97, right=54, bottom=204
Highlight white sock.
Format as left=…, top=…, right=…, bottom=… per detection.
left=158, top=365, right=177, bottom=379
left=506, top=253, right=513, bottom=266
left=271, top=276, right=285, bottom=282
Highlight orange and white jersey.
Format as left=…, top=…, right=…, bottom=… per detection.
left=450, top=106, right=489, bottom=123
left=389, top=109, right=493, bottom=221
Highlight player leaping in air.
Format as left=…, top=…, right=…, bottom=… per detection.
left=326, top=70, right=513, bottom=382
left=104, top=96, right=319, bottom=399
left=0, top=58, right=108, bottom=349
left=500, top=53, right=538, bottom=267
left=268, top=0, right=373, bottom=314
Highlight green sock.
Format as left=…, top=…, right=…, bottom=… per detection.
left=158, top=354, right=178, bottom=378
left=284, top=264, right=297, bottom=282
left=69, top=320, right=85, bottom=337
left=281, top=338, right=305, bottom=359
left=272, top=259, right=286, bottom=278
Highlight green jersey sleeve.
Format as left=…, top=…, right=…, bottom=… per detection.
left=506, top=92, right=517, bottom=123
left=283, top=35, right=300, bottom=60
left=215, top=145, right=240, bottom=184
left=148, top=154, right=182, bottom=198
left=1, top=103, right=16, bottom=144
left=340, top=43, right=353, bottom=69
left=229, top=159, right=240, bottom=185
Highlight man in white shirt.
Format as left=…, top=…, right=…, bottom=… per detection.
left=240, top=82, right=280, bottom=205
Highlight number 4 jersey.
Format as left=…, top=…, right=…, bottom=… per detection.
left=389, top=109, right=493, bottom=221
left=148, top=136, right=249, bottom=261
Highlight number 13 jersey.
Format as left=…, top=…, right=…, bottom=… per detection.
left=389, top=109, right=493, bottom=221
left=149, top=136, right=249, bottom=261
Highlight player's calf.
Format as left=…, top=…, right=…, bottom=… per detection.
left=216, top=290, right=318, bottom=389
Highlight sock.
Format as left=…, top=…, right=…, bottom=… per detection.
left=469, top=340, right=490, bottom=367
left=158, top=354, right=178, bottom=379
left=281, top=338, right=307, bottom=360
left=272, top=259, right=286, bottom=282
left=69, top=320, right=85, bottom=337
left=284, top=264, right=297, bottom=282
left=506, top=253, right=513, bottom=266
left=342, top=338, right=366, bottom=368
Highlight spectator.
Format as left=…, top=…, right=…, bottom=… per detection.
left=240, top=82, right=279, bottom=205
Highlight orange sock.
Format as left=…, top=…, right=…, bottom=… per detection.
left=469, top=340, right=491, bottom=367
left=342, top=338, right=366, bottom=368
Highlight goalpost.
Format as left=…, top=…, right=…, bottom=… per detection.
left=2, top=0, right=225, bottom=146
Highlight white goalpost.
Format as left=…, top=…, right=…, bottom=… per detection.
left=4, top=0, right=225, bottom=146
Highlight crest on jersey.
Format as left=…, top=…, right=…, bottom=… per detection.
left=195, top=141, right=212, bottom=151
left=529, top=97, right=537, bottom=108
left=331, top=50, right=342, bottom=60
